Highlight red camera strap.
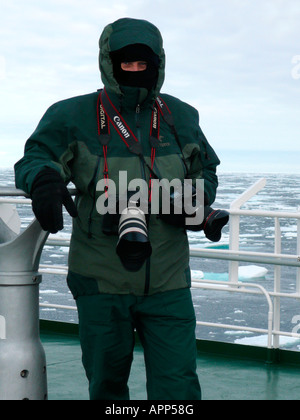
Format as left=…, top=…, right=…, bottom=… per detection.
left=97, top=89, right=164, bottom=200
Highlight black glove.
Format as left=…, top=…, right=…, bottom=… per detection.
left=31, top=168, right=78, bottom=234
left=186, top=206, right=229, bottom=242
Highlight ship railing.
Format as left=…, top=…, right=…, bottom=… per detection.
left=1, top=179, right=300, bottom=352
left=192, top=178, right=300, bottom=351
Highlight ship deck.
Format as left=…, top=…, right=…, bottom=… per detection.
left=41, top=321, right=300, bottom=401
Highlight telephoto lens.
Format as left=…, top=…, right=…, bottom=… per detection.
left=116, top=205, right=152, bottom=272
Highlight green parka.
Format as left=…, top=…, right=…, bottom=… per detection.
left=15, top=18, right=220, bottom=296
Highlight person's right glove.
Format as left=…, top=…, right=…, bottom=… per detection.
left=30, top=168, right=78, bottom=234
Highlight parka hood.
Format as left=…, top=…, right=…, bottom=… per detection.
left=99, top=18, right=165, bottom=100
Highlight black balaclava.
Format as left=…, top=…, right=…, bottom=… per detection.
left=110, top=43, right=160, bottom=91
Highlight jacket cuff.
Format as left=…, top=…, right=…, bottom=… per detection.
left=30, top=167, right=63, bottom=195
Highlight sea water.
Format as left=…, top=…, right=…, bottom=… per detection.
left=1, top=167, right=300, bottom=350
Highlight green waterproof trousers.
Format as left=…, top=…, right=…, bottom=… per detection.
left=68, top=274, right=201, bottom=400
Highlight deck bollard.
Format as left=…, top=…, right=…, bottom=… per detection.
left=0, top=203, right=49, bottom=400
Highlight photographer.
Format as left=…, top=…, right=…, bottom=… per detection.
left=15, top=18, right=226, bottom=400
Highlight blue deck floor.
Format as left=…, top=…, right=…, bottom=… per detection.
left=41, top=330, right=300, bottom=401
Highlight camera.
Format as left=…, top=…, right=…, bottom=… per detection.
left=116, top=203, right=152, bottom=272
left=102, top=196, right=152, bottom=272
left=161, top=204, right=229, bottom=242
left=102, top=186, right=229, bottom=273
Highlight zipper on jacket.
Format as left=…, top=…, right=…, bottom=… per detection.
left=144, top=258, right=151, bottom=296
left=135, top=104, right=146, bottom=180
left=135, top=104, right=151, bottom=295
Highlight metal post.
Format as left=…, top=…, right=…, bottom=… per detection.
left=296, top=216, right=300, bottom=295
left=229, top=178, right=267, bottom=284
left=273, top=217, right=282, bottom=349
left=0, top=204, right=49, bottom=400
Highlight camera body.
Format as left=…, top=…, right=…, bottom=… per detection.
left=186, top=205, right=229, bottom=242
left=159, top=185, right=229, bottom=242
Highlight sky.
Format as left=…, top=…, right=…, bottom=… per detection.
left=0, top=0, right=300, bottom=171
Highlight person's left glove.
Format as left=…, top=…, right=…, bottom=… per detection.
left=30, top=167, right=78, bottom=234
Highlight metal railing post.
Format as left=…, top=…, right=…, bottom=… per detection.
left=229, top=178, right=267, bottom=284
left=297, top=216, right=300, bottom=295
left=273, top=217, right=282, bottom=349
left=0, top=201, right=49, bottom=401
